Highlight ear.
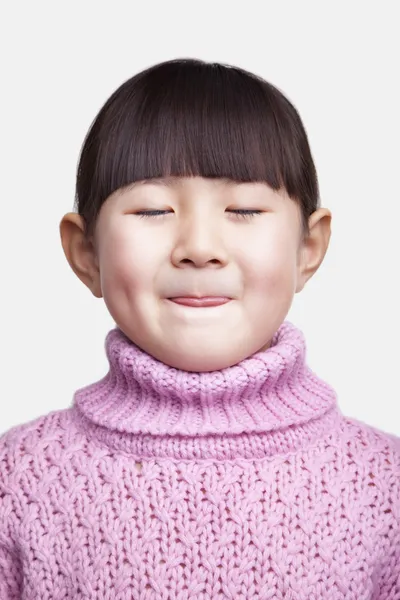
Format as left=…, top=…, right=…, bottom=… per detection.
left=296, top=208, right=332, bottom=293
left=59, top=213, right=103, bottom=298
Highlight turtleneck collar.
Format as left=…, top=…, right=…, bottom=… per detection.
left=71, top=321, right=342, bottom=460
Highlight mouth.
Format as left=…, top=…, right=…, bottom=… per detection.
left=167, top=297, right=231, bottom=307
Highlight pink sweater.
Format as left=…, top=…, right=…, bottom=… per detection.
left=1, top=321, right=399, bottom=599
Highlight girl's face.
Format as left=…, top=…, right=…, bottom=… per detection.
left=89, top=176, right=310, bottom=371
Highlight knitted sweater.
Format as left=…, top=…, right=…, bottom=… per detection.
left=1, top=322, right=399, bottom=600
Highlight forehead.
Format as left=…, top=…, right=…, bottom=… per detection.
left=125, top=176, right=285, bottom=198
left=129, top=176, right=240, bottom=190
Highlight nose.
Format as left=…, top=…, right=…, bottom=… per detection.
left=171, top=214, right=229, bottom=268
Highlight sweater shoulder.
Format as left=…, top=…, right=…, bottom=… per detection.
left=340, top=415, right=400, bottom=455
left=0, top=408, right=80, bottom=486
left=332, top=416, right=400, bottom=480
left=0, top=407, right=74, bottom=446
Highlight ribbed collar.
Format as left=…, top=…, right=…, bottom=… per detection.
left=71, top=321, right=342, bottom=460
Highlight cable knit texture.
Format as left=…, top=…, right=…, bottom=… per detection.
left=0, top=321, right=399, bottom=599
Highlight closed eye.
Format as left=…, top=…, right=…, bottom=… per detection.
left=231, top=209, right=263, bottom=220
left=134, top=209, right=263, bottom=220
left=134, top=210, right=170, bottom=218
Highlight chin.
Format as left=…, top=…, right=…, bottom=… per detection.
left=166, top=358, right=239, bottom=372
left=159, top=346, right=248, bottom=372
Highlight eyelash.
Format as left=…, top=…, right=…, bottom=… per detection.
left=134, top=209, right=263, bottom=221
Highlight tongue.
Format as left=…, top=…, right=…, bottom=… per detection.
left=170, top=297, right=230, bottom=307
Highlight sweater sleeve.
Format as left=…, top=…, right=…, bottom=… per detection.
left=0, top=430, right=23, bottom=599
left=374, top=543, right=400, bottom=599
left=375, top=435, right=400, bottom=598
left=0, top=543, right=22, bottom=599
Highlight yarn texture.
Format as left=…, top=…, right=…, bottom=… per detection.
left=1, top=321, right=399, bottom=599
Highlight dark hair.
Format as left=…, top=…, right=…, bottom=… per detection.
left=75, top=58, right=320, bottom=242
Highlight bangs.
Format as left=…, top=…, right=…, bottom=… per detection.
left=76, top=59, right=318, bottom=238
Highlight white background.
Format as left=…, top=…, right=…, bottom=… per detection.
left=0, top=2, right=399, bottom=436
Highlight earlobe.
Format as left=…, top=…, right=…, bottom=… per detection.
left=59, top=213, right=103, bottom=298
left=296, top=208, right=332, bottom=293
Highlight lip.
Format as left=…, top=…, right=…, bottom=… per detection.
left=168, top=297, right=231, bottom=307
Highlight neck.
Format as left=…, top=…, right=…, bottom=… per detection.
left=71, top=321, right=341, bottom=460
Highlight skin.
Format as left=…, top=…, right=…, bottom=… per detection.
left=59, top=176, right=331, bottom=371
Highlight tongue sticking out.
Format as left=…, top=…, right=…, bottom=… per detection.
left=169, top=297, right=231, bottom=307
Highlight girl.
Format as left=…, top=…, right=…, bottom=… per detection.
left=1, top=58, right=399, bottom=599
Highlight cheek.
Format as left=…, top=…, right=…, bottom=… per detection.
left=99, top=231, right=154, bottom=297
left=242, top=234, right=297, bottom=293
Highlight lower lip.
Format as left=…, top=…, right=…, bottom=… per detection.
left=168, top=297, right=231, bottom=307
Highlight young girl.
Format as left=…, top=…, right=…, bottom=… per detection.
left=1, top=58, right=399, bottom=599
